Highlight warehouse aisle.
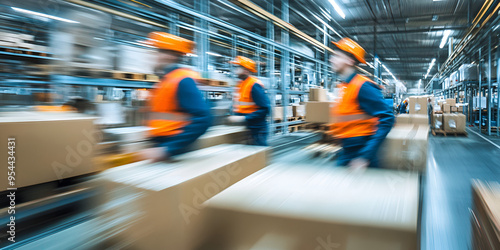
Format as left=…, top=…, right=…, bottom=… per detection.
left=421, top=128, right=500, bottom=250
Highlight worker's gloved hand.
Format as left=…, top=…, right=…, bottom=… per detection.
left=348, top=158, right=369, bottom=172
left=227, top=115, right=246, bottom=125
left=137, top=147, right=169, bottom=162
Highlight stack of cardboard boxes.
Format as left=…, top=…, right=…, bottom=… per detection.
left=432, top=98, right=467, bottom=133
left=305, top=88, right=334, bottom=124
left=388, top=96, right=431, bottom=172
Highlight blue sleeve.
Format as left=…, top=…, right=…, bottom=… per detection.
left=163, top=77, right=212, bottom=156
left=357, top=82, right=395, bottom=161
left=244, top=83, right=270, bottom=121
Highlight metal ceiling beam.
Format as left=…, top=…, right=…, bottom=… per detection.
left=348, top=26, right=468, bottom=36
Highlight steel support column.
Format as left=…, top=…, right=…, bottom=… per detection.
left=281, top=0, right=290, bottom=134
left=487, top=34, right=492, bottom=135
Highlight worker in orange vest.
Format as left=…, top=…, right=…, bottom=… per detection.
left=138, top=32, right=212, bottom=162
left=330, top=38, right=395, bottom=170
left=228, top=56, right=270, bottom=146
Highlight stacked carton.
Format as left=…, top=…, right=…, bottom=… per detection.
left=396, top=114, right=429, bottom=125
left=198, top=163, right=419, bottom=250
left=308, top=88, right=328, bottom=101
left=380, top=124, right=429, bottom=172
left=305, top=102, right=335, bottom=123
left=408, top=96, right=429, bottom=115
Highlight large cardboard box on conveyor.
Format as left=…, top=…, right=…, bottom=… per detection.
left=197, top=163, right=419, bottom=250
left=380, top=124, right=429, bottom=173
left=396, top=114, right=429, bottom=125
left=305, top=101, right=334, bottom=123
left=471, top=180, right=500, bottom=249
left=97, top=144, right=268, bottom=250
left=409, top=96, right=428, bottom=115
left=98, top=125, right=249, bottom=161
left=443, top=113, right=466, bottom=133
left=0, top=111, right=99, bottom=189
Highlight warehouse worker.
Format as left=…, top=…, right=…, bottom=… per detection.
left=138, top=32, right=212, bottom=162
left=330, top=38, right=395, bottom=170
left=398, top=99, right=408, bottom=114
left=228, top=56, right=270, bottom=146
left=427, top=98, right=433, bottom=126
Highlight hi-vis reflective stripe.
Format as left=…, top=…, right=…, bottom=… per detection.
left=335, top=113, right=373, bottom=122
left=149, top=112, right=191, bottom=121
left=235, top=101, right=256, bottom=106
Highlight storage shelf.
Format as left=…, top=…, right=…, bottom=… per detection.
left=198, top=85, right=233, bottom=92
left=52, top=75, right=155, bottom=88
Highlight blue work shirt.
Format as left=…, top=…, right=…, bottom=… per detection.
left=152, top=65, right=212, bottom=156
left=340, top=73, right=395, bottom=164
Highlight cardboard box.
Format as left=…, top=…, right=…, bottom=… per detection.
left=471, top=180, right=500, bottom=249
left=286, top=106, right=293, bottom=118
left=446, top=98, right=456, bottom=106
left=193, top=126, right=248, bottom=150
left=380, top=124, right=429, bottom=172
left=409, top=96, right=428, bottom=115
left=0, top=112, right=99, bottom=189
left=305, top=102, right=334, bottom=123
left=199, top=164, right=419, bottom=250
left=443, top=113, right=466, bottom=133
left=432, top=114, right=444, bottom=130
left=396, top=114, right=429, bottom=125
left=273, top=106, right=283, bottom=120
left=98, top=144, right=268, bottom=250
left=443, top=103, right=451, bottom=113
left=292, top=105, right=305, bottom=117
left=308, top=88, right=327, bottom=102
left=104, top=125, right=248, bottom=151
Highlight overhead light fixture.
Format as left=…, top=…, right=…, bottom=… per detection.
left=11, top=7, right=79, bottom=23
left=328, top=0, right=346, bottom=19
left=425, top=58, right=436, bottom=79
left=206, top=52, right=222, bottom=57
left=432, top=15, right=439, bottom=21
left=439, top=30, right=452, bottom=48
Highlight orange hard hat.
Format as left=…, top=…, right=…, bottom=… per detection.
left=143, top=32, right=195, bottom=54
left=332, top=38, right=366, bottom=64
left=230, top=56, right=257, bottom=73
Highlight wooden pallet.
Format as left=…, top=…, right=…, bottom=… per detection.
left=0, top=46, right=49, bottom=57
left=293, top=116, right=305, bottom=121
left=306, top=123, right=333, bottom=131
left=481, top=126, right=499, bottom=132
left=198, top=78, right=229, bottom=87
left=432, top=129, right=468, bottom=137
left=274, top=117, right=296, bottom=123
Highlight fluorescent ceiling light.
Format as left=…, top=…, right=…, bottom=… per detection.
left=186, top=53, right=198, bottom=57
left=206, top=52, right=222, bottom=57
left=385, top=57, right=400, bottom=61
left=11, top=7, right=79, bottom=23
left=425, top=58, right=436, bottom=78
left=439, top=30, right=452, bottom=48
left=328, top=0, right=346, bottom=19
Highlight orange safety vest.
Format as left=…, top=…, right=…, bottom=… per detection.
left=148, top=68, right=199, bottom=137
left=234, top=76, right=264, bottom=114
left=331, top=74, right=379, bottom=139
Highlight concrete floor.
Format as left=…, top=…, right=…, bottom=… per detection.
left=421, top=127, right=500, bottom=250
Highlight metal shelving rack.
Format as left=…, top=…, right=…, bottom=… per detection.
left=426, top=6, right=500, bottom=136
left=1, top=0, right=343, bottom=134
